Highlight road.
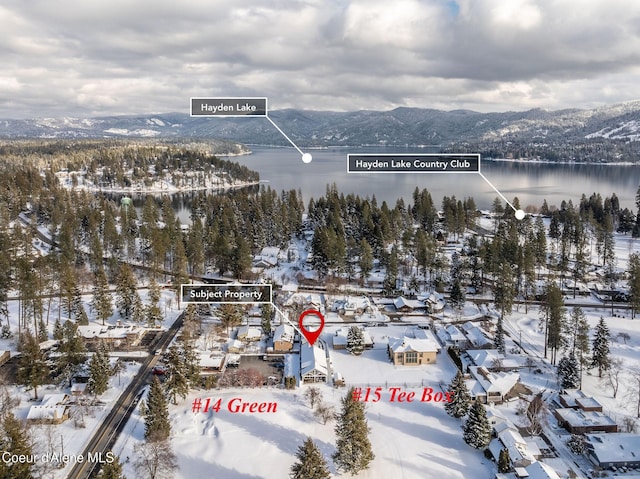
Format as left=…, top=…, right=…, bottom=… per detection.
left=66, top=312, right=184, bottom=479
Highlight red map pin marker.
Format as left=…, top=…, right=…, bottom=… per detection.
left=298, top=309, right=325, bottom=346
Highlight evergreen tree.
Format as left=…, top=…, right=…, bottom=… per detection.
left=88, top=340, right=111, bottom=397
left=346, top=326, right=365, bottom=356
left=591, top=317, right=611, bottom=378
left=17, top=330, right=49, bottom=400
left=557, top=352, right=580, bottom=389
left=540, top=281, right=566, bottom=365
left=99, top=451, right=126, bottom=479
left=53, top=317, right=64, bottom=341
left=358, top=239, right=373, bottom=284
left=444, top=371, right=471, bottom=418
left=494, top=315, right=506, bottom=354
left=449, top=277, right=465, bottom=312
left=290, top=437, right=331, bottom=479
left=164, top=346, right=189, bottom=405
left=629, top=253, right=640, bottom=319
left=37, top=318, right=48, bottom=343
left=463, top=400, right=491, bottom=449
left=92, top=268, right=113, bottom=323
left=56, top=320, right=87, bottom=384
left=145, top=276, right=163, bottom=327
left=498, top=448, right=511, bottom=473
left=115, top=263, right=138, bottom=320
left=217, top=304, right=243, bottom=335
left=0, top=412, right=34, bottom=479
left=260, top=303, right=273, bottom=336
left=144, top=376, right=171, bottom=442
left=333, top=387, right=375, bottom=475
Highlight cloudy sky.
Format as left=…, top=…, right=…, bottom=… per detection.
left=2, top=0, right=640, bottom=118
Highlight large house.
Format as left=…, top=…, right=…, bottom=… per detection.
left=300, top=343, right=328, bottom=383
left=585, top=433, right=640, bottom=469
left=466, top=366, right=520, bottom=404
left=27, top=394, right=70, bottom=424
left=489, top=422, right=537, bottom=468
left=553, top=408, right=617, bottom=434
left=387, top=337, right=440, bottom=366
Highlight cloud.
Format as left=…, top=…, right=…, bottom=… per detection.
left=2, top=0, right=640, bottom=118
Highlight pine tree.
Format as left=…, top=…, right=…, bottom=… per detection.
left=591, top=317, right=611, bottom=378
left=92, top=268, right=113, bottom=326
left=260, top=303, right=273, bottom=336
left=17, top=330, right=49, bottom=400
left=88, top=340, right=111, bottom=397
left=217, top=304, right=243, bottom=335
left=494, top=315, right=506, bottom=354
left=498, top=448, right=511, bottom=473
left=145, top=276, right=163, bottom=327
left=144, top=376, right=171, bottom=442
left=346, top=326, right=365, bottom=356
left=0, top=412, right=34, bottom=479
left=99, top=451, right=126, bottom=479
left=53, top=317, right=64, bottom=341
left=56, top=320, right=87, bottom=384
left=445, top=371, right=471, bottom=418
left=290, top=437, right=331, bottom=479
left=164, top=346, right=189, bottom=405
left=333, top=387, right=375, bottom=474
left=115, top=263, right=138, bottom=320
left=557, top=352, right=580, bottom=389
left=37, top=318, right=48, bottom=342
left=463, top=400, right=491, bottom=449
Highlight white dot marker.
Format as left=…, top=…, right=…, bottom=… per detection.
left=302, top=153, right=313, bottom=164
left=515, top=209, right=526, bottom=220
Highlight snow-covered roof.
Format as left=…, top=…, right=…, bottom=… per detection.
left=460, top=322, right=492, bottom=348
left=300, top=343, right=328, bottom=378
left=388, top=337, right=440, bottom=354
left=489, top=426, right=536, bottom=466
left=555, top=408, right=617, bottom=428
left=77, top=324, right=140, bottom=340
left=273, top=324, right=295, bottom=343
left=466, top=349, right=521, bottom=370
left=468, top=366, right=519, bottom=396
left=237, top=325, right=262, bottom=341
left=199, top=353, right=225, bottom=369
left=27, top=394, right=70, bottom=421
left=524, top=461, right=560, bottom=479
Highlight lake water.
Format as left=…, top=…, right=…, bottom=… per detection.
left=228, top=146, right=639, bottom=211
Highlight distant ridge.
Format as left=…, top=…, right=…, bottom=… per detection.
left=1, top=101, right=640, bottom=161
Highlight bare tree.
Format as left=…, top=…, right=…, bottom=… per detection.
left=621, top=416, right=638, bottom=433
left=134, top=440, right=178, bottom=479
left=517, top=392, right=548, bottom=435
left=625, top=366, right=640, bottom=418
left=603, top=358, right=624, bottom=398
left=304, top=386, right=322, bottom=409
left=313, top=402, right=336, bottom=425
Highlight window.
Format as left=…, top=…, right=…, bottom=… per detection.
left=405, top=352, right=418, bottom=364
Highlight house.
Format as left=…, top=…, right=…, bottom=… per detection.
left=393, top=296, right=423, bottom=312
left=436, top=325, right=467, bottom=348
left=199, top=353, right=226, bottom=375
left=332, top=327, right=374, bottom=350
left=489, top=422, right=537, bottom=468
left=77, top=324, right=144, bottom=349
left=419, top=291, right=446, bottom=313
left=585, top=433, right=640, bottom=469
left=237, top=325, right=262, bottom=342
left=252, top=246, right=280, bottom=268
left=553, top=408, right=617, bottom=434
left=558, top=389, right=603, bottom=411
left=227, top=339, right=244, bottom=354
left=27, top=394, right=70, bottom=424
left=273, top=324, right=295, bottom=352
left=461, top=321, right=493, bottom=348
left=387, top=337, right=440, bottom=365
left=524, top=461, right=561, bottom=479
left=466, top=366, right=520, bottom=404
left=300, top=343, right=328, bottom=383
left=465, top=349, right=521, bottom=371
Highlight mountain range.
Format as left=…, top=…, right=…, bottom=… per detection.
left=1, top=101, right=640, bottom=154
